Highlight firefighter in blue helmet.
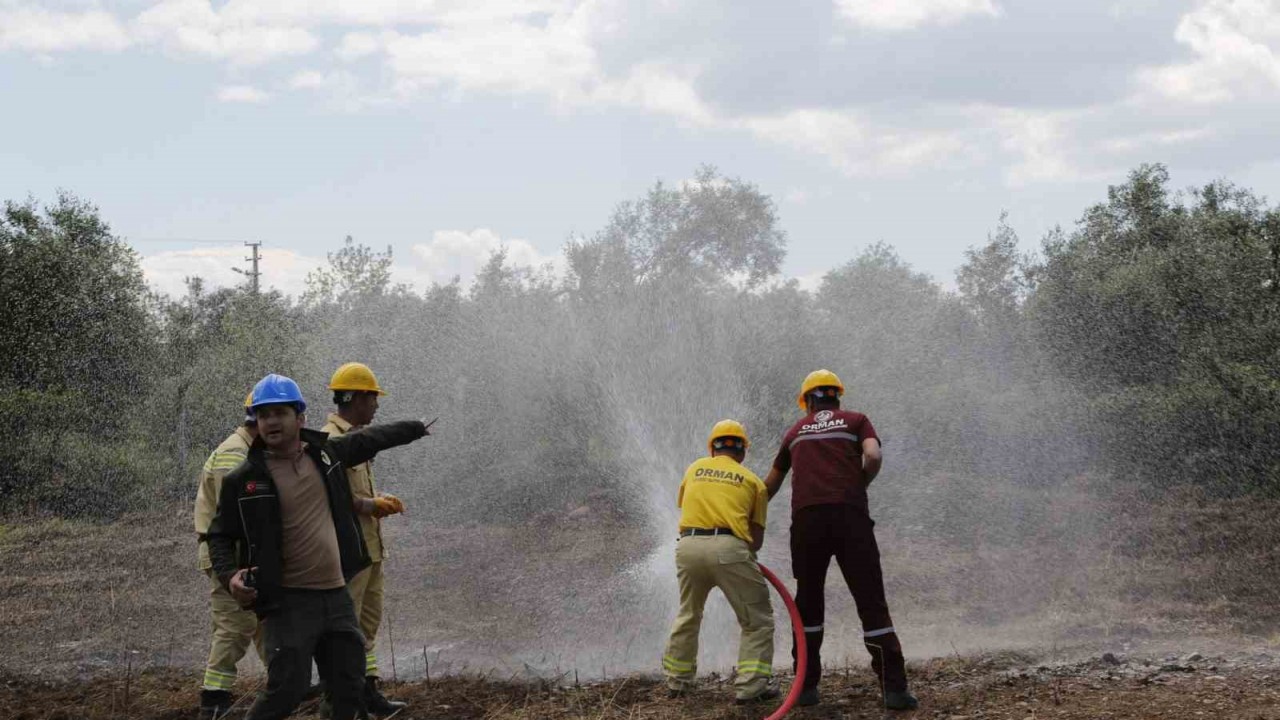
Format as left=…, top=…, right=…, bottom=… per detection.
left=206, top=374, right=430, bottom=720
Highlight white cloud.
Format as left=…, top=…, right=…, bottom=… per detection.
left=380, top=12, right=597, bottom=101
left=834, top=0, right=1000, bottom=30
left=1137, top=0, right=1280, bottom=104
left=1099, top=126, right=1214, bottom=154
left=367, top=3, right=717, bottom=124
left=335, top=31, right=383, bottom=61
left=141, top=231, right=564, bottom=298
left=213, top=0, right=568, bottom=28
left=289, top=70, right=326, bottom=89
left=0, top=6, right=131, bottom=52
left=289, top=69, right=358, bottom=91
left=594, top=62, right=714, bottom=125
left=132, top=0, right=319, bottom=66
left=793, top=271, right=826, bottom=294
left=403, top=228, right=564, bottom=288
left=740, top=108, right=969, bottom=176
left=216, top=84, right=270, bottom=103
left=141, top=245, right=324, bottom=298
left=0, top=0, right=1248, bottom=192
left=986, top=107, right=1099, bottom=186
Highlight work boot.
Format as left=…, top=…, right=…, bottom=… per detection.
left=197, top=689, right=232, bottom=720
left=734, top=680, right=780, bottom=705
left=884, top=688, right=919, bottom=710
left=796, top=686, right=820, bottom=706
left=364, top=676, right=408, bottom=716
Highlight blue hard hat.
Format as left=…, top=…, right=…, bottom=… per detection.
left=249, top=373, right=307, bottom=414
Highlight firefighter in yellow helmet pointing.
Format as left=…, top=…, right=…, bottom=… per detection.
left=321, top=362, right=408, bottom=716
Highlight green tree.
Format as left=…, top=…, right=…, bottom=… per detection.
left=1029, top=164, right=1280, bottom=492
left=0, top=193, right=158, bottom=515
left=304, top=235, right=399, bottom=308
left=566, top=165, right=786, bottom=298
left=150, top=281, right=314, bottom=491
left=957, top=212, right=1030, bottom=327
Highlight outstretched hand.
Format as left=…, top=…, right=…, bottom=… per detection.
left=372, top=493, right=405, bottom=518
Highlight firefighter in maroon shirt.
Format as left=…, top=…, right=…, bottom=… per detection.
left=763, top=369, right=918, bottom=711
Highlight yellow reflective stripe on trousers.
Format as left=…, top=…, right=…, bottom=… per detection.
left=365, top=653, right=378, bottom=675
left=662, top=655, right=694, bottom=672
left=736, top=660, right=772, bottom=676
left=202, top=668, right=237, bottom=690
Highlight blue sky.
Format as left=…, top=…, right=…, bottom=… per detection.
left=2, top=0, right=1278, bottom=297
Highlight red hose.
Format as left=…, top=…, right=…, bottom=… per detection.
left=758, top=563, right=806, bottom=720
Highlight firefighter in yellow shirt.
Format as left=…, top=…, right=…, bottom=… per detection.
left=662, top=420, right=778, bottom=705
left=321, top=362, right=408, bottom=716
left=194, top=393, right=263, bottom=720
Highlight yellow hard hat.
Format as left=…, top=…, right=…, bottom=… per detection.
left=797, top=369, right=844, bottom=410
left=328, top=362, right=387, bottom=395
left=707, top=419, right=750, bottom=454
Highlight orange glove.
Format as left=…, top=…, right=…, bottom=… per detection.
left=371, top=494, right=405, bottom=518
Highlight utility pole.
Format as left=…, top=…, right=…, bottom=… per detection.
left=233, top=241, right=262, bottom=293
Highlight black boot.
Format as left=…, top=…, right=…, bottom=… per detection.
left=884, top=688, right=919, bottom=710
left=364, top=676, right=408, bottom=716
left=198, top=689, right=233, bottom=720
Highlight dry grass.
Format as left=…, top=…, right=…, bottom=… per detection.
left=5, top=485, right=1280, bottom=718
left=3, top=653, right=1279, bottom=719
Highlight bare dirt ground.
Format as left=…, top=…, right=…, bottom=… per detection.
left=3, top=484, right=1280, bottom=718
left=4, top=650, right=1280, bottom=719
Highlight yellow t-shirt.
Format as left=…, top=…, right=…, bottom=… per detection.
left=677, top=455, right=768, bottom=544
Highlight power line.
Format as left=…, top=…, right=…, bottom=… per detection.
left=128, top=237, right=251, bottom=245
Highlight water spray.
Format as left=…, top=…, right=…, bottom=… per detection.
left=758, top=563, right=806, bottom=720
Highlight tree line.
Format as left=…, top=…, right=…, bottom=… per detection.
left=2, top=164, right=1277, bottom=520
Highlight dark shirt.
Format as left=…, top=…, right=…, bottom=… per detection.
left=772, top=408, right=879, bottom=512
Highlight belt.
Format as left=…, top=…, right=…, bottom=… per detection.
left=680, top=527, right=735, bottom=538
left=197, top=533, right=208, bottom=543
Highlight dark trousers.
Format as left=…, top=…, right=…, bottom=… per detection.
left=246, top=587, right=366, bottom=720
left=790, top=503, right=907, bottom=693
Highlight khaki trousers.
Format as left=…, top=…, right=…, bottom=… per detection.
left=346, top=561, right=384, bottom=677
left=662, top=534, right=774, bottom=699
left=203, top=569, right=264, bottom=691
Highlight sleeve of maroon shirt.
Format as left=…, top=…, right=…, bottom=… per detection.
left=856, top=414, right=880, bottom=445
left=771, top=424, right=796, bottom=473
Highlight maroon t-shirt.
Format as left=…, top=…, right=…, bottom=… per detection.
left=772, top=408, right=880, bottom=513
